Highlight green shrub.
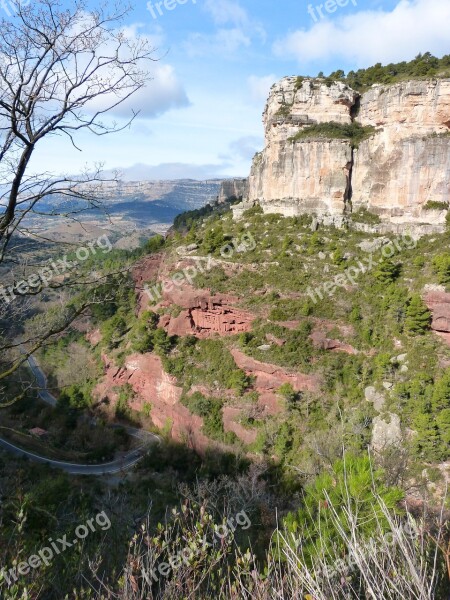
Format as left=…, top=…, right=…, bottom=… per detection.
left=115, top=384, right=134, bottom=418
left=146, top=234, right=165, bottom=254
left=374, top=258, right=401, bottom=284
left=423, top=201, right=448, bottom=211
left=58, top=384, right=91, bottom=410
left=351, top=208, right=382, bottom=225
left=282, top=455, right=403, bottom=563
left=432, top=253, right=450, bottom=284
left=289, top=122, right=375, bottom=148
left=101, top=314, right=129, bottom=349
left=404, top=294, right=432, bottom=335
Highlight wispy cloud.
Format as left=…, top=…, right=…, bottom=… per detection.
left=273, top=0, right=450, bottom=68
left=185, top=0, right=265, bottom=57
left=248, top=74, right=277, bottom=105
left=219, top=135, right=263, bottom=161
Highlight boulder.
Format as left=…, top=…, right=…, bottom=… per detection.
left=371, top=413, right=402, bottom=452
left=365, top=386, right=386, bottom=412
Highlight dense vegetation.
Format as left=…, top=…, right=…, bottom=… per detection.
left=321, top=52, right=450, bottom=91
left=172, top=198, right=236, bottom=232
left=2, top=198, right=450, bottom=598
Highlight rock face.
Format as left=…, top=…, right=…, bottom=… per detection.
left=310, top=330, right=358, bottom=355
left=218, top=178, right=248, bottom=203
left=164, top=298, right=254, bottom=338
left=248, top=77, right=356, bottom=218
left=365, top=386, right=386, bottom=412
left=352, top=80, right=450, bottom=221
left=251, top=139, right=353, bottom=217
left=231, top=349, right=320, bottom=414
left=425, top=291, right=450, bottom=345
left=424, top=291, right=450, bottom=332
left=244, top=76, right=450, bottom=226
left=143, top=261, right=255, bottom=338
left=95, top=354, right=211, bottom=450
left=132, top=253, right=165, bottom=313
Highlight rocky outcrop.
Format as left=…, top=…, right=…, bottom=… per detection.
left=162, top=296, right=253, bottom=338
left=251, top=139, right=353, bottom=217
left=95, top=353, right=263, bottom=447
left=147, top=267, right=255, bottom=338
left=231, top=349, right=320, bottom=414
left=365, top=386, right=386, bottom=412
left=95, top=353, right=211, bottom=450
left=218, top=178, right=248, bottom=203
left=356, top=80, right=450, bottom=131
left=223, top=406, right=258, bottom=445
left=425, top=291, right=450, bottom=345
left=132, top=253, right=164, bottom=313
left=310, top=330, right=358, bottom=354
left=372, top=413, right=402, bottom=452
left=424, top=291, right=450, bottom=332
left=247, top=78, right=356, bottom=218
left=242, top=76, right=450, bottom=227
left=264, top=78, right=357, bottom=142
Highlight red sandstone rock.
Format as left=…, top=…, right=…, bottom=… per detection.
left=163, top=294, right=254, bottom=338
left=86, top=328, right=102, bottom=347
left=159, top=314, right=171, bottom=328
left=94, top=353, right=210, bottom=450
left=425, top=292, right=450, bottom=333
left=223, top=406, right=258, bottom=445
left=231, top=349, right=320, bottom=415
left=266, top=333, right=285, bottom=346
left=132, top=253, right=164, bottom=313
left=134, top=254, right=254, bottom=337
left=310, top=331, right=358, bottom=355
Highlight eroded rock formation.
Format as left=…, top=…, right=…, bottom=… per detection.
left=150, top=269, right=255, bottom=338
left=218, top=178, right=249, bottom=203
left=352, top=80, right=450, bottom=222
left=242, top=76, right=450, bottom=227
left=164, top=297, right=254, bottom=338
left=425, top=291, right=450, bottom=345
left=231, top=349, right=320, bottom=414
left=95, top=353, right=211, bottom=450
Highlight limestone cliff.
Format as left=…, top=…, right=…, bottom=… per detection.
left=218, top=178, right=248, bottom=203
left=243, top=76, right=450, bottom=227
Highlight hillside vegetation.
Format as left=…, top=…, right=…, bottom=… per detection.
left=2, top=198, right=450, bottom=599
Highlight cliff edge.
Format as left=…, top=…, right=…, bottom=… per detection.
left=242, top=76, right=450, bottom=228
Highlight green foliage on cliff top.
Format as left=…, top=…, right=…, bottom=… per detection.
left=321, top=52, right=450, bottom=91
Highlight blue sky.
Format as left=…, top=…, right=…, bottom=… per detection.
left=24, top=0, right=450, bottom=179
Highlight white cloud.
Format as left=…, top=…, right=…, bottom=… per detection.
left=229, top=136, right=263, bottom=160
left=204, top=0, right=248, bottom=27
left=186, top=0, right=265, bottom=56
left=248, top=74, right=277, bottom=105
left=185, top=28, right=251, bottom=56
left=105, top=64, right=191, bottom=119
left=81, top=22, right=189, bottom=119
left=273, top=0, right=450, bottom=68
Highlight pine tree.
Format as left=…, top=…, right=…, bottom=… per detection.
left=431, top=370, right=450, bottom=412
left=436, top=409, right=450, bottom=445
left=432, top=253, right=450, bottom=284
left=413, top=414, right=442, bottom=460
left=404, top=294, right=432, bottom=334
left=374, top=257, right=401, bottom=284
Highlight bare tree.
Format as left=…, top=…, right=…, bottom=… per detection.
left=0, top=0, right=156, bottom=385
